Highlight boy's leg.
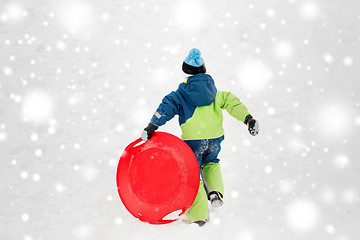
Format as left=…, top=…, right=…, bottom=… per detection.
left=202, top=162, right=224, bottom=208
left=201, top=137, right=224, bottom=207
left=201, top=136, right=224, bottom=197
left=202, top=162, right=224, bottom=197
left=185, top=180, right=209, bottom=222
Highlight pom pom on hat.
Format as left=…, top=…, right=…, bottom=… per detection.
left=182, top=48, right=206, bottom=75
left=184, top=48, right=204, bottom=67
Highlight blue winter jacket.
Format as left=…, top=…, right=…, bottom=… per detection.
left=150, top=73, right=250, bottom=140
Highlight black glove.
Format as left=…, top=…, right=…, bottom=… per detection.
left=141, top=123, right=158, bottom=141
left=244, top=115, right=259, bottom=136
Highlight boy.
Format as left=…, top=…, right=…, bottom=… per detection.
left=141, top=48, right=259, bottom=226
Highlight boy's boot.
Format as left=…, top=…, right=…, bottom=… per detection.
left=208, top=191, right=223, bottom=208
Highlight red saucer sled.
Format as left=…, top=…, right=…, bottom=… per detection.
left=116, top=132, right=200, bottom=224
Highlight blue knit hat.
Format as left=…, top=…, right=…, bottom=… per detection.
left=182, top=48, right=206, bottom=75
left=184, top=48, right=204, bottom=67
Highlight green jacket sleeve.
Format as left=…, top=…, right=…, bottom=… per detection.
left=218, top=91, right=250, bottom=123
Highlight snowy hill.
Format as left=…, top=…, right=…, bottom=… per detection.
left=1, top=0, right=359, bottom=240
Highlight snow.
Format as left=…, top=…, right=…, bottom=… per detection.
left=56, top=1, right=94, bottom=34
left=237, top=60, right=273, bottom=92
left=1, top=2, right=26, bottom=22
left=172, top=1, right=206, bottom=31
left=286, top=198, right=319, bottom=231
left=299, top=1, right=320, bottom=21
left=1, top=0, right=360, bottom=240
left=22, top=90, right=54, bottom=124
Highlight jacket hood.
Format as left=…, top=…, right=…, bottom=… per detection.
left=178, top=74, right=217, bottom=107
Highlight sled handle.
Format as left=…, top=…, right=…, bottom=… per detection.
left=124, top=138, right=144, bottom=151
